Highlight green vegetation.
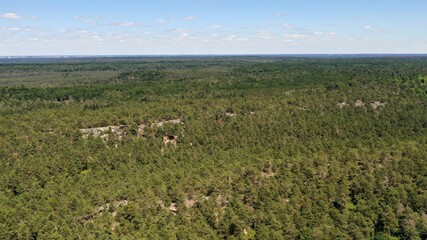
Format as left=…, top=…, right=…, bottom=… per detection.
left=0, top=57, right=426, bottom=239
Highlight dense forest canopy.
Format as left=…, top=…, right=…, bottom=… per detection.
left=0, top=56, right=426, bottom=239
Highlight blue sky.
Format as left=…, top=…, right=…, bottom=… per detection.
left=0, top=0, right=426, bottom=55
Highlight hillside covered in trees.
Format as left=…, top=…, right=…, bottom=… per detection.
left=0, top=56, right=426, bottom=239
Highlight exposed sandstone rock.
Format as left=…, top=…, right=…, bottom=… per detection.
left=137, top=118, right=183, bottom=137
left=163, top=135, right=178, bottom=146
left=79, top=125, right=127, bottom=140
left=184, top=196, right=196, bottom=208
left=338, top=102, right=349, bottom=108
left=371, top=101, right=386, bottom=109
left=78, top=199, right=129, bottom=226
left=225, top=112, right=235, bottom=117
left=80, top=118, right=183, bottom=140
left=158, top=200, right=178, bottom=214
left=355, top=100, right=365, bottom=107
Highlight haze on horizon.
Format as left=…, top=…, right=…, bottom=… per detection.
left=0, top=0, right=426, bottom=56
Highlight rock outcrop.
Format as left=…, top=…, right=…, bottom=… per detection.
left=371, top=101, right=386, bottom=109
left=163, top=135, right=178, bottom=146
left=80, top=118, right=183, bottom=140
left=355, top=100, right=365, bottom=107
left=79, top=125, right=127, bottom=140
left=137, top=118, right=182, bottom=137
left=78, top=200, right=129, bottom=231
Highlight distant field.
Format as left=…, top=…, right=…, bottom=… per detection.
left=0, top=57, right=426, bottom=239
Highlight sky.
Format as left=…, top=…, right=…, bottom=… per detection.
left=0, top=0, right=426, bottom=55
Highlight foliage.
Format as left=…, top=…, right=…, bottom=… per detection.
left=0, top=57, right=426, bottom=239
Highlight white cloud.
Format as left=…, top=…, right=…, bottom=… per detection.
left=165, top=28, right=189, bottom=36
left=222, top=35, right=236, bottom=41
left=256, top=31, right=277, bottom=40
left=364, top=25, right=386, bottom=33
left=2, top=14, right=423, bottom=55
left=1, top=33, right=426, bottom=55
left=236, top=38, right=249, bottom=42
left=222, top=35, right=248, bottom=41
left=92, top=35, right=103, bottom=41
left=208, top=25, right=223, bottom=29
left=153, top=16, right=196, bottom=25
left=110, top=22, right=138, bottom=27
left=155, top=18, right=167, bottom=24
left=183, top=16, right=196, bottom=21
left=283, top=23, right=295, bottom=30
left=1, top=13, right=21, bottom=19
left=0, top=27, right=21, bottom=31
left=167, top=28, right=186, bottom=32
left=74, top=16, right=99, bottom=24
left=285, top=34, right=306, bottom=38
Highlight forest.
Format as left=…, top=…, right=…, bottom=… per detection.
left=0, top=56, right=426, bottom=239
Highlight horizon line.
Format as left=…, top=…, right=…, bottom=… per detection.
left=1, top=53, right=427, bottom=58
